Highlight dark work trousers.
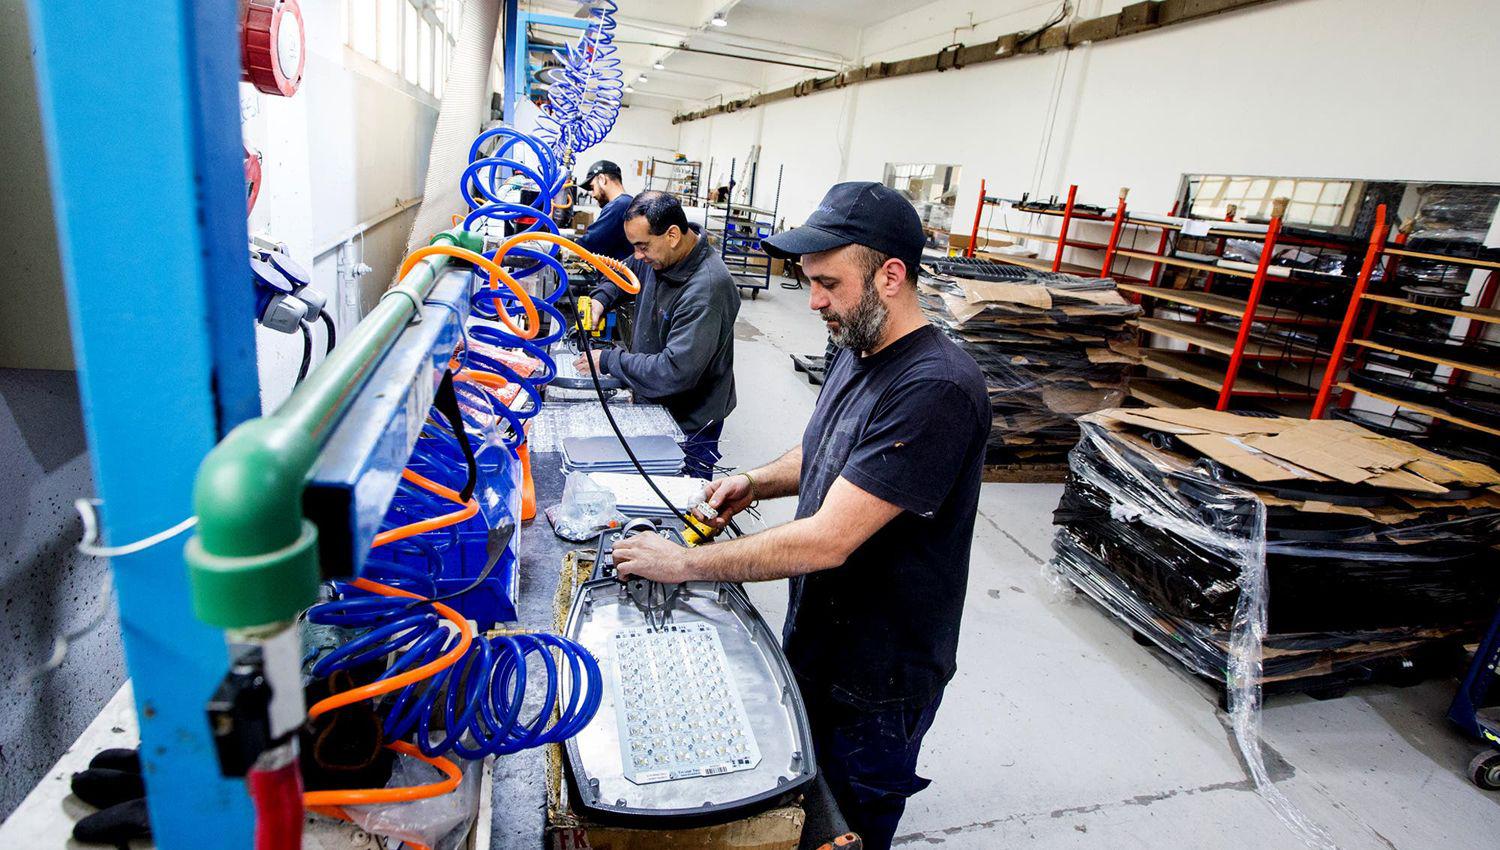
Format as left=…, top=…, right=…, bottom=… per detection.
left=680, top=419, right=723, bottom=480
left=799, top=678, right=946, bottom=850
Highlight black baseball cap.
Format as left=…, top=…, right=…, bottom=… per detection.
left=763, top=181, right=925, bottom=274
left=580, top=160, right=622, bottom=190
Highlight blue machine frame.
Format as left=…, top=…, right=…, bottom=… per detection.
left=507, top=6, right=589, bottom=121
left=25, top=0, right=260, bottom=846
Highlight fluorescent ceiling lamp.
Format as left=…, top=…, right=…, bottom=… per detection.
left=710, top=12, right=727, bottom=27
left=653, top=60, right=664, bottom=69
left=637, top=74, right=647, bottom=82
left=624, top=85, right=634, bottom=92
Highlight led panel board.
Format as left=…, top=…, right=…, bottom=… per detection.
left=612, top=623, right=761, bottom=784
left=564, top=579, right=815, bottom=824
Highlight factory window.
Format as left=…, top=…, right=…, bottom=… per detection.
left=883, top=163, right=963, bottom=236
left=349, top=0, right=377, bottom=59
left=377, top=0, right=401, bottom=72
left=1187, top=175, right=1358, bottom=228
left=420, top=19, right=435, bottom=93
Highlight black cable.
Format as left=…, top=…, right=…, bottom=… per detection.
left=295, top=320, right=314, bottom=385
left=403, top=370, right=488, bottom=610
left=318, top=308, right=337, bottom=355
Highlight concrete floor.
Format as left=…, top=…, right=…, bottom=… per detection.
left=720, top=280, right=1500, bottom=849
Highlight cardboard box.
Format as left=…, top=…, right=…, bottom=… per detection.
left=1087, top=406, right=1500, bottom=503
left=548, top=807, right=805, bottom=850
left=572, top=209, right=595, bottom=232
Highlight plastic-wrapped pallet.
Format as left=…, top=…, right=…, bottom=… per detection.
left=919, top=258, right=1140, bottom=467
left=1049, top=407, right=1500, bottom=693
left=1047, top=406, right=1500, bottom=849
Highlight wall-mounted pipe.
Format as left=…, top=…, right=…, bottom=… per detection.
left=185, top=229, right=483, bottom=630
left=672, top=0, right=1283, bottom=124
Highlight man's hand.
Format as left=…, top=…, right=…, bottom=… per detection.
left=572, top=349, right=605, bottom=375
left=701, top=474, right=755, bottom=529
left=576, top=296, right=607, bottom=334
left=613, top=532, right=694, bottom=583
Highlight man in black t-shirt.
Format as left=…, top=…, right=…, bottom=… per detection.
left=613, top=182, right=990, bottom=850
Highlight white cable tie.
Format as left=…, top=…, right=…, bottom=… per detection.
left=75, top=498, right=198, bottom=558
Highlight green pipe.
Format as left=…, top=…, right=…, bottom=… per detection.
left=185, top=229, right=484, bottom=629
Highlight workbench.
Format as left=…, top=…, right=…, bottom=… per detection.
left=4, top=448, right=845, bottom=849
left=491, top=448, right=849, bottom=850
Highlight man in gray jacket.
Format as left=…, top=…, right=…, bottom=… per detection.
left=574, top=190, right=739, bottom=478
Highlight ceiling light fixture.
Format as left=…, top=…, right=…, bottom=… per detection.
left=710, top=12, right=727, bottom=27
left=637, top=74, right=647, bottom=82
left=653, top=60, right=664, bottom=69
left=624, top=85, right=634, bottom=93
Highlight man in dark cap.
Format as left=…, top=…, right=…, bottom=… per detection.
left=610, top=182, right=990, bottom=850
left=574, top=160, right=635, bottom=333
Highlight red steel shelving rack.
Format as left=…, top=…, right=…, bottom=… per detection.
left=1311, top=209, right=1500, bottom=439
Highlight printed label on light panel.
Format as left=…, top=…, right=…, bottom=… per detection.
left=611, top=622, right=761, bottom=785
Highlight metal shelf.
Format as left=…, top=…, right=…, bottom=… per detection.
left=1141, top=349, right=1315, bottom=398
left=1383, top=247, right=1500, bottom=271
left=1361, top=293, right=1500, bottom=326
left=1348, top=338, right=1500, bottom=381
left=713, top=158, right=782, bottom=294
left=1312, top=205, right=1500, bottom=421
left=1133, top=318, right=1323, bottom=361
left=1117, top=283, right=1339, bottom=326
left=1336, top=382, right=1500, bottom=438
left=978, top=226, right=1110, bottom=251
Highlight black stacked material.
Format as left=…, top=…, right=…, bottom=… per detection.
left=1050, top=407, right=1500, bottom=696
left=919, top=263, right=1139, bottom=465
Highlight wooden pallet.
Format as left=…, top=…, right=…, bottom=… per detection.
left=983, top=462, right=1070, bottom=483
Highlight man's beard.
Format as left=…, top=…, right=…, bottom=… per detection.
left=824, top=272, right=888, bottom=353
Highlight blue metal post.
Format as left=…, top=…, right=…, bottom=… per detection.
left=508, top=9, right=589, bottom=121
left=25, top=1, right=260, bottom=846
left=502, top=0, right=520, bottom=124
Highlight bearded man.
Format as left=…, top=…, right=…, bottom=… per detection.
left=609, top=182, right=990, bottom=850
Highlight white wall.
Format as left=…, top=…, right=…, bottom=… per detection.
left=675, top=0, right=1500, bottom=236
left=245, top=0, right=440, bottom=410
left=581, top=105, right=684, bottom=192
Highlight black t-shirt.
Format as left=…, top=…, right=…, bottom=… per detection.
left=784, top=323, right=991, bottom=710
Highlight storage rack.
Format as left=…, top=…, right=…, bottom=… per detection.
left=645, top=156, right=702, bottom=207
left=961, top=182, right=1373, bottom=411
left=1311, top=208, right=1500, bottom=440
left=709, top=158, right=782, bottom=298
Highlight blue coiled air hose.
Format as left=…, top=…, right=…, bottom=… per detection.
left=307, top=584, right=601, bottom=759
left=310, top=88, right=623, bottom=760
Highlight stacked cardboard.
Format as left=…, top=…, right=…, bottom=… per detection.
left=1051, top=407, right=1500, bottom=693
left=919, top=262, right=1139, bottom=466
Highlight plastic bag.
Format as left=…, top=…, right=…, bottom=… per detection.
left=545, top=472, right=625, bottom=542
left=341, top=753, right=484, bottom=850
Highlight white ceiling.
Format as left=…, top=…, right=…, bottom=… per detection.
left=519, top=0, right=937, bottom=111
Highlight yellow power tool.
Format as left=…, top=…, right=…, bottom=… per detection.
left=682, top=501, right=724, bottom=547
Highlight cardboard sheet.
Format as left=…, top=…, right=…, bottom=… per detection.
left=1087, top=407, right=1500, bottom=495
